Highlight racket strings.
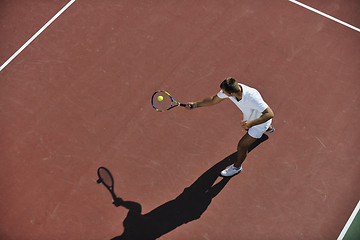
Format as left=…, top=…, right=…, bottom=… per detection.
left=152, top=92, right=173, bottom=111
left=99, top=168, right=113, bottom=187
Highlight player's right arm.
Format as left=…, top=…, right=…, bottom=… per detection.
left=185, top=94, right=224, bottom=109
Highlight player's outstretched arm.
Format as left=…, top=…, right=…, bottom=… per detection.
left=185, top=94, right=224, bottom=109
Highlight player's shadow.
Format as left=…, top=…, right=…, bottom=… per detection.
left=110, top=134, right=269, bottom=240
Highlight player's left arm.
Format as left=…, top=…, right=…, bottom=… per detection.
left=242, top=107, right=274, bottom=130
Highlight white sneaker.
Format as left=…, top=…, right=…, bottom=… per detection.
left=266, top=126, right=275, bottom=133
left=220, top=165, right=242, bottom=177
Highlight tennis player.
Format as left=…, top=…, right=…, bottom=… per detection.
left=185, top=77, right=275, bottom=177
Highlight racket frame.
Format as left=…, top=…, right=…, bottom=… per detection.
left=151, top=90, right=186, bottom=112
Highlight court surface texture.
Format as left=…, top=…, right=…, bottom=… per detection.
left=1, top=0, right=359, bottom=239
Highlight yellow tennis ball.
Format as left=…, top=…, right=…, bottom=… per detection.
left=157, top=96, right=164, bottom=102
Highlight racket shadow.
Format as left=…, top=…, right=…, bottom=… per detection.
left=110, top=134, right=268, bottom=240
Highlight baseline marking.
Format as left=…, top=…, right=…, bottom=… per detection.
left=0, top=0, right=76, bottom=72
left=337, top=200, right=360, bottom=240
left=288, top=0, right=360, bottom=33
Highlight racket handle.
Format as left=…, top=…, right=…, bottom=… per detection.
left=180, top=103, right=194, bottom=108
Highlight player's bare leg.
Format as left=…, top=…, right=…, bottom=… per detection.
left=234, top=133, right=257, bottom=168
left=221, top=133, right=257, bottom=177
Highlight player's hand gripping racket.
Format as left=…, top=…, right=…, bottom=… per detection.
left=151, top=90, right=190, bottom=112
left=97, top=167, right=123, bottom=207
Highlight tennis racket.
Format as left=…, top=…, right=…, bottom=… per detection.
left=151, top=90, right=189, bottom=112
left=97, top=167, right=120, bottom=206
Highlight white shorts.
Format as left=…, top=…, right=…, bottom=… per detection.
left=248, top=119, right=272, bottom=139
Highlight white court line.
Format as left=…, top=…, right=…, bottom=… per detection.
left=337, top=200, right=360, bottom=240
left=0, top=0, right=76, bottom=72
left=288, top=0, right=360, bottom=33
